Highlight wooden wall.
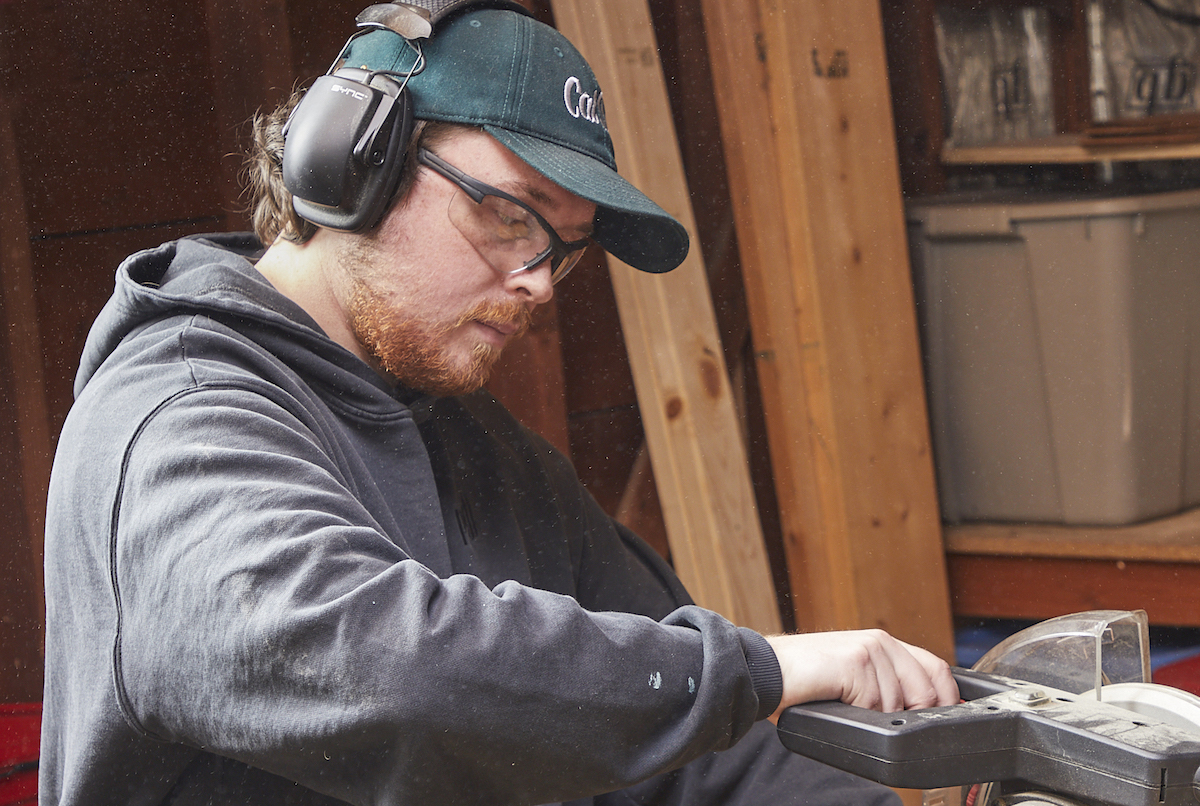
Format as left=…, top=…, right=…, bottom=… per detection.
left=0, top=0, right=786, bottom=703
left=1, top=0, right=229, bottom=703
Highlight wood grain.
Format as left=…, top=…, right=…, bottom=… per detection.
left=701, top=0, right=954, bottom=658
left=550, top=0, right=782, bottom=634
left=946, top=509, right=1200, bottom=626
left=0, top=91, right=53, bottom=640
left=946, top=509, right=1200, bottom=563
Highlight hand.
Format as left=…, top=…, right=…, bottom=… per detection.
left=764, top=629, right=958, bottom=722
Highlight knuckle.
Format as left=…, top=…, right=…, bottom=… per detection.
left=846, top=642, right=873, bottom=669
left=861, top=629, right=889, bottom=649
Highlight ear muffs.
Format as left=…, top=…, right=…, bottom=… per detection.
left=280, top=1, right=531, bottom=233
left=282, top=67, right=415, bottom=232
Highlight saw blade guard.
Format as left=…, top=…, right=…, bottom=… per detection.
left=971, top=609, right=1151, bottom=696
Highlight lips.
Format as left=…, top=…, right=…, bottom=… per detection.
left=455, top=298, right=533, bottom=347
left=480, top=319, right=520, bottom=337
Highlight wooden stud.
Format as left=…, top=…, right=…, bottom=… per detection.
left=550, top=0, right=782, bottom=635
left=0, top=90, right=53, bottom=634
left=203, top=0, right=296, bottom=231
left=701, top=0, right=955, bottom=659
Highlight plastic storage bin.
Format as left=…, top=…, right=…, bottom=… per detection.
left=908, top=187, right=1200, bottom=525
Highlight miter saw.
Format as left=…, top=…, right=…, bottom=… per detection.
left=778, top=611, right=1200, bottom=806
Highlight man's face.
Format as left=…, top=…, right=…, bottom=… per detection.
left=339, top=129, right=596, bottom=396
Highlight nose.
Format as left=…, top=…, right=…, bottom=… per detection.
left=506, top=261, right=555, bottom=306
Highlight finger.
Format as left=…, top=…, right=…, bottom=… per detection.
left=907, top=643, right=959, bottom=706
left=861, top=635, right=939, bottom=711
left=874, top=664, right=906, bottom=713
left=846, top=656, right=888, bottom=711
left=867, top=635, right=909, bottom=712
left=841, top=631, right=903, bottom=712
left=893, top=640, right=958, bottom=708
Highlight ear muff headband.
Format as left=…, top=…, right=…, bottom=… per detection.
left=280, top=1, right=529, bottom=234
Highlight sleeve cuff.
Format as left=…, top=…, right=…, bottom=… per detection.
left=738, top=627, right=783, bottom=720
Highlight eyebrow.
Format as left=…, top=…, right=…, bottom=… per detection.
left=502, top=179, right=596, bottom=238
left=515, top=182, right=556, bottom=208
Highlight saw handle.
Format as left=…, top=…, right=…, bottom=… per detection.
left=950, top=666, right=1018, bottom=700
left=776, top=668, right=1200, bottom=806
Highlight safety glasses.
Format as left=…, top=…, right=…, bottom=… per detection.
left=418, top=148, right=592, bottom=285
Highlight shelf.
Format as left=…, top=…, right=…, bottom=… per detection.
left=945, top=506, right=1200, bottom=563
left=944, top=507, right=1200, bottom=626
left=943, top=133, right=1200, bottom=165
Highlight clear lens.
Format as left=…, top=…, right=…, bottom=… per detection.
left=449, top=191, right=546, bottom=269
left=549, top=247, right=586, bottom=284
left=447, top=190, right=586, bottom=285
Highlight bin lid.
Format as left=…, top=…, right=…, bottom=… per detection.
left=907, top=186, right=1200, bottom=237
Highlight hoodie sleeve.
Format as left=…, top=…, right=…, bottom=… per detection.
left=107, top=380, right=772, bottom=805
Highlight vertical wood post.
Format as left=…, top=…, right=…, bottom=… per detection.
left=204, top=0, right=296, bottom=231
left=550, top=0, right=782, bottom=635
left=701, top=0, right=955, bottom=659
left=0, top=92, right=53, bottom=633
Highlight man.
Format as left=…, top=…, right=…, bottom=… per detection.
left=40, top=3, right=957, bottom=804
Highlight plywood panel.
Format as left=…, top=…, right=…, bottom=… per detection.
left=204, top=0, right=295, bottom=231
left=557, top=249, right=638, bottom=415
left=3, top=0, right=221, bottom=236
left=16, top=71, right=223, bottom=236
left=0, top=0, right=209, bottom=85
left=487, top=299, right=573, bottom=458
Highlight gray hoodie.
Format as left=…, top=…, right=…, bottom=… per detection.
left=39, top=233, right=887, bottom=806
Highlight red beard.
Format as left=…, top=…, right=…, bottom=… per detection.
left=350, top=283, right=532, bottom=396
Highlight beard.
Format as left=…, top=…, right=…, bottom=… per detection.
left=346, top=267, right=532, bottom=397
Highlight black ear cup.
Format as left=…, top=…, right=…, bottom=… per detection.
left=282, top=68, right=415, bottom=232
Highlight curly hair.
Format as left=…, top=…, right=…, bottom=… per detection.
left=244, top=88, right=464, bottom=246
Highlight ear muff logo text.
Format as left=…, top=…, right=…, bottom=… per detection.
left=330, top=82, right=369, bottom=101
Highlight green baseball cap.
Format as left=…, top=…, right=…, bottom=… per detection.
left=339, top=7, right=689, bottom=273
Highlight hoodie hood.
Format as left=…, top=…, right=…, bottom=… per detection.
left=75, top=233, right=391, bottom=404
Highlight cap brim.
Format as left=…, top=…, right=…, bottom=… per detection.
left=485, top=126, right=689, bottom=273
